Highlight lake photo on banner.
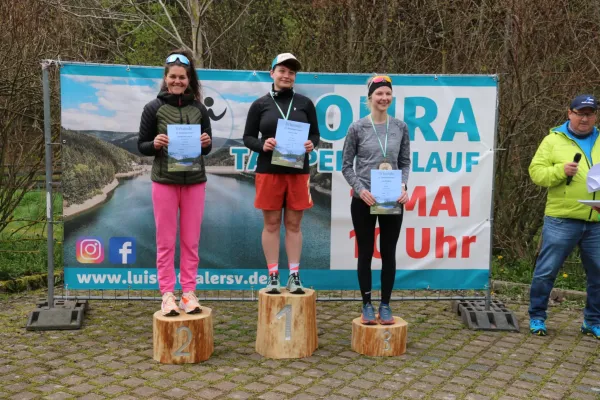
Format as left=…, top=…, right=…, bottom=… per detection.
left=64, top=173, right=331, bottom=271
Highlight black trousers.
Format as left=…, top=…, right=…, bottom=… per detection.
left=350, top=197, right=403, bottom=304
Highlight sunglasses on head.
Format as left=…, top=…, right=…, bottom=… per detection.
left=166, top=54, right=190, bottom=65
left=371, top=75, right=392, bottom=84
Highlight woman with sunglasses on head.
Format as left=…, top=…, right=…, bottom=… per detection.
left=243, top=53, right=320, bottom=294
left=138, top=49, right=212, bottom=316
left=342, top=75, right=411, bottom=325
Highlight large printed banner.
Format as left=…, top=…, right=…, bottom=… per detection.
left=61, top=63, right=497, bottom=290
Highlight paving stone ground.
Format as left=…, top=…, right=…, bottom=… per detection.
left=1, top=290, right=599, bottom=399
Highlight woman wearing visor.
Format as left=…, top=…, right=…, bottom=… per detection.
left=243, top=53, right=320, bottom=294
left=138, top=49, right=212, bottom=316
left=342, top=75, right=411, bottom=325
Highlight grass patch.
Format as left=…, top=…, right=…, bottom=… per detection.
left=3, top=190, right=63, bottom=236
left=0, top=239, right=63, bottom=280
left=492, top=255, right=587, bottom=292
left=0, top=190, right=63, bottom=280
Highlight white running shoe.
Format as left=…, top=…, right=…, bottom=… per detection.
left=161, top=292, right=180, bottom=316
left=179, top=291, right=202, bottom=314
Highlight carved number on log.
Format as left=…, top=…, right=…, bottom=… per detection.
left=276, top=305, right=292, bottom=341
left=383, top=330, right=392, bottom=351
left=173, top=326, right=192, bottom=357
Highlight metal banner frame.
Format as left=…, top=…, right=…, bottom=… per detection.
left=28, top=61, right=514, bottom=331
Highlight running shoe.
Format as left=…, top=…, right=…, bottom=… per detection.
left=581, top=321, right=600, bottom=339
left=179, top=291, right=202, bottom=314
left=361, top=303, right=377, bottom=325
left=286, top=273, right=305, bottom=294
left=161, top=292, right=180, bottom=316
left=530, top=319, right=547, bottom=336
left=265, top=273, right=281, bottom=294
left=378, top=303, right=395, bottom=325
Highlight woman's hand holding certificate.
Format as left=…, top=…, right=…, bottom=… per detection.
left=304, top=140, right=314, bottom=153
left=263, top=137, right=277, bottom=152
left=154, top=133, right=169, bottom=150
left=397, top=184, right=408, bottom=204
left=359, top=189, right=376, bottom=206
left=200, top=132, right=211, bottom=148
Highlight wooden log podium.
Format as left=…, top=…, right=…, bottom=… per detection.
left=351, top=316, right=408, bottom=356
left=255, top=288, right=317, bottom=359
left=153, top=307, right=213, bottom=364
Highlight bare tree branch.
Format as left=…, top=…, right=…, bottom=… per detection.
left=207, top=0, right=255, bottom=51
left=157, top=0, right=185, bottom=45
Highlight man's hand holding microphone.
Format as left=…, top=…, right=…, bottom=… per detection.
left=565, top=153, right=582, bottom=185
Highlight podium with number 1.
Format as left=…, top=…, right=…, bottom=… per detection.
left=255, top=288, right=318, bottom=359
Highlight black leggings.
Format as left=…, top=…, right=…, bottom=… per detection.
left=350, top=197, right=403, bottom=304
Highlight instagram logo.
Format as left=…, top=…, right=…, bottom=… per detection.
left=76, top=237, right=104, bottom=264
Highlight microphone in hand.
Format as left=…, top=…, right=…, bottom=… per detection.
left=566, top=153, right=582, bottom=185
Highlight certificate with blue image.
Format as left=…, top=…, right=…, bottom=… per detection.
left=167, top=124, right=202, bottom=172
left=370, top=170, right=403, bottom=215
left=271, top=119, right=309, bottom=169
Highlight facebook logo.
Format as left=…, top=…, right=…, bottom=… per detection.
left=109, top=237, right=136, bottom=264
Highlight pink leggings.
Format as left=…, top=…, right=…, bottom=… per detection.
left=152, top=182, right=206, bottom=293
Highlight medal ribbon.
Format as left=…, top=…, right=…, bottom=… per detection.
left=369, top=114, right=389, bottom=159
left=270, top=92, right=294, bottom=120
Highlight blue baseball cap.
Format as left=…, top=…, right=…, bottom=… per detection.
left=271, top=53, right=301, bottom=71
left=570, top=94, right=597, bottom=110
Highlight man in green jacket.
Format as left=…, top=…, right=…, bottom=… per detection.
left=528, top=94, right=600, bottom=339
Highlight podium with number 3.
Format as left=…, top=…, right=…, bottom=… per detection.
left=351, top=316, right=407, bottom=356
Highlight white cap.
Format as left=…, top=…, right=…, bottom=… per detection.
left=271, top=53, right=301, bottom=71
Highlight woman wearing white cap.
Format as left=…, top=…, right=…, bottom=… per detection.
left=243, top=53, right=320, bottom=294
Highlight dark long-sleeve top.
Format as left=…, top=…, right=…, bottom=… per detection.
left=243, top=86, right=320, bottom=174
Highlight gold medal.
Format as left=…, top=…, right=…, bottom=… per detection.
left=379, top=162, right=392, bottom=170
